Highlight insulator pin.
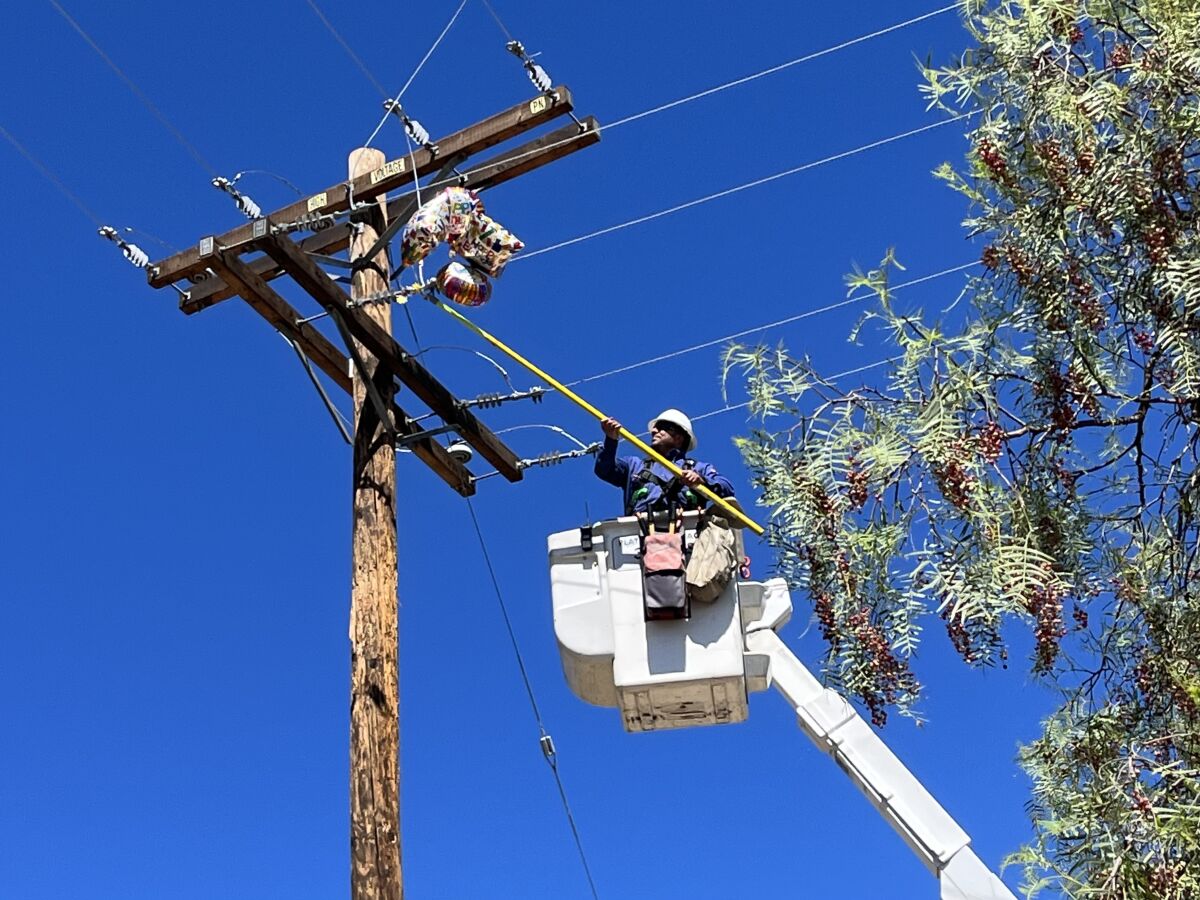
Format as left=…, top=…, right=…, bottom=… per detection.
left=98, top=225, right=149, bottom=268
left=212, top=176, right=262, bottom=220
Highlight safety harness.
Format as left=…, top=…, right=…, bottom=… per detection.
left=628, top=459, right=702, bottom=515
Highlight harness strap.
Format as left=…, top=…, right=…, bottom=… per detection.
left=628, top=459, right=701, bottom=515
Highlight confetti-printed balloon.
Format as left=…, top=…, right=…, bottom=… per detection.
left=436, top=261, right=492, bottom=307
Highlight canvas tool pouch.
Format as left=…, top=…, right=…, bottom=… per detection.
left=685, top=513, right=738, bottom=604
left=641, top=525, right=688, bottom=621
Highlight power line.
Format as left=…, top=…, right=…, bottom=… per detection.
left=464, top=498, right=601, bottom=900
left=304, top=0, right=390, bottom=98
left=478, top=0, right=516, bottom=42
left=446, top=3, right=971, bottom=194
left=692, top=356, right=903, bottom=423
left=363, top=0, right=469, bottom=149
left=607, top=3, right=960, bottom=130
left=516, top=112, right=978, bottom=261
left=0, top=122, right=103, bottom=226
left=565, top=261, right=979, bottom=388
left=46, top=0, right=218, bottom=177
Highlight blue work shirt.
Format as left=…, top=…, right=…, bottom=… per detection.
left=594, top=438, right=735, bottom=514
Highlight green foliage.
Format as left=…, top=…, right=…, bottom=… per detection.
left=728, top=1, right=1200, bottom=895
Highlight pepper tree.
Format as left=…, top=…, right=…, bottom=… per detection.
left=725, top=1, right=1200, bottom=895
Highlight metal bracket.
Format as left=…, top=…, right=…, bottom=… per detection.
left=394, top=422, right=458, bottom=448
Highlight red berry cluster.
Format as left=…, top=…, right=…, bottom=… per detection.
left=1077, top=148, right=1096, bottom=175
left=1029, top=583, right=1066, bottom=673
left=1071, top=602, right=1088, bottom=630
left=1150, top=736, right=1177, bottom=764
left=941, top=607, right=992, bottom=665
left=981, top=244, right=1001, bottom=270
left=1131, top=788, right=1153, bottom=817
left=847, top=609, right=915, bottom=727
left=1037, top=141, right=1075, bottom=200
left=976, top=138, right=1010, bottom=184
left=1147, top=862, right=1179, bottom=895
left=1153, top=146, right=1187, bottom=191
left=1034, top=367, right=1101, bottom=434
left=1068, top=24, right=1084, bottom=45
left=978, top=420, right=1006, bottom=464
left=1006, top=247, right=1037, bottom=286
left=812, top=591, right=840, bottom=652
left=1110, top=43, right=1131, bottom=67
left=1133, top=329, right=1155, bottom=354
left=1055, top=462, right=1078, bottom=495
left=1067, top=263, right=1105, bottom=332
left=935, top=456, right=977, bottom=510
left=1145, top=221, right=1174, bottom=265
left=1154, top=361, right=1178, bottom=389
left=808, top=482, right=835, bottom=517
left=845, top=461, right=869, bottom=511
left=1077, top=294, right=1106, bottom=332
left=1131, top=653, right=1197, bottom=721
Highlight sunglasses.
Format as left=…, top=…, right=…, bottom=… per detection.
left=653, top=422, right=686, bottom=437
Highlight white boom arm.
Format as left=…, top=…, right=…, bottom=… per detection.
left=743, top=626, right=1015, bottom=900
left=549, top=520, right=1016, bottom=898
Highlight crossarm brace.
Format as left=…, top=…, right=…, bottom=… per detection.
left=327, top=306, right=396, bottom=439
left=259, top=233, right=523, bottom=482
left=350, top=153, right=467, bottom=273
left=743, top=629, right=1015, bottom=900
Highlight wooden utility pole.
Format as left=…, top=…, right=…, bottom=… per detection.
left=346, top=148, right=401, bottom=898
left=143, top=87, right=599, bottom=899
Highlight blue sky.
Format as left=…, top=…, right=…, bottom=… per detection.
left=1, top=2, right=1061, bottom=897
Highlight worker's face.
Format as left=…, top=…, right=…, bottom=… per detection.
left=651, top=421, right=687, bottom=453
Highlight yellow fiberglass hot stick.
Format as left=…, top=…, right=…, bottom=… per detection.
left=431, top=298, right=765, bottom=536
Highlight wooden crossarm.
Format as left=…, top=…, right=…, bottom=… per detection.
left=179, top=115, right=600, bottom=315
left=148, top=88, right=577, bottom=289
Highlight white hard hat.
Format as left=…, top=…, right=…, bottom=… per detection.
left=648, top=408, right=696, bottom=452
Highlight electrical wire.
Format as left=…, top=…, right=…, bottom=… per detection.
left=233, top=169, right=305, bottom=197
left=464, top=498, right=600, bottom=900
left=363, top=0, right=469, bottom=149
left=438, top=1, right=967, bottom=195
left=401, top=132, right=426, bottom=350
left=516, top=112, right=978, bottom=261
left=302, top=2, right=975, bottom=283
left=304, top=0, right=390, bottom=98
left=606, top=3, right=960, bottom=131
left=496, top=423, right=591, bottom=451
left=46, top=0, right=218, bottom=177
left=692, top=356, right=902, bottom=423
left=279, top=333, right=353, bottom=443
left=564, top=261, right=979, bottom=387
left=478, top=0, right=515, bottom=42
left=0, top=122, right=103, bottom=226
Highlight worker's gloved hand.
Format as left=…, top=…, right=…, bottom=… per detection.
left=679, top=469, right=706, bottom=487
left=601, top=417, right=622, bottom=440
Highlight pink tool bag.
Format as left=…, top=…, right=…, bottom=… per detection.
left=641, top=519, right=689, bottom=621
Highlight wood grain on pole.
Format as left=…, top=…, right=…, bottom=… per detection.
left=346, top=147, right=402, bottom=900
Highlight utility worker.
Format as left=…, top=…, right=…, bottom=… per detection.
left=594, top=408, right=736, bottom=516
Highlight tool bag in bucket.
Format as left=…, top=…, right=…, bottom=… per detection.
left=641, top=517, right=689, bottom=621
left=685, top=513, right=739, bottom=605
